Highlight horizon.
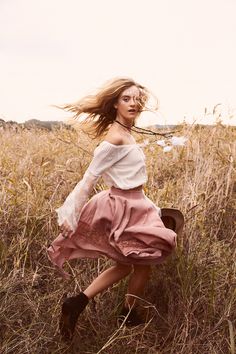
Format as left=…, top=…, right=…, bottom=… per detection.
left=1, top=116, right=235, bottom=128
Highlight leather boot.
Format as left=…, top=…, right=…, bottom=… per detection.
left=59, top=292, right=89, bottom=341
left=118, top=306, right=144, bottom=326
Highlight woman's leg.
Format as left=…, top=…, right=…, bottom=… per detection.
left=60, top=263, right=133, bottom=340
left=125, top=264, right=151, bottom=308
left=83, top=263, right=133, bottom=299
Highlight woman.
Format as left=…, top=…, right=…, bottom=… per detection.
left=47, top=77, right=183, bottom=341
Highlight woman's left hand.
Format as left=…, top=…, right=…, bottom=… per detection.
left=60, top=221, right=74, bottom=238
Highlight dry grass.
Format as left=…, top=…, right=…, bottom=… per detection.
left=0, top=123, right=235, bottom=354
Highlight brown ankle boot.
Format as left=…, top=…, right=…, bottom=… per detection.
left=59, top=292, right=89, bottom=341
left=118, top=306, right=144, bottom=326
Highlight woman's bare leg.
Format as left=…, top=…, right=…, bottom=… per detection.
left=83, top=263, right=132, bottom=299
left=125, top=264, right=151, bottom=308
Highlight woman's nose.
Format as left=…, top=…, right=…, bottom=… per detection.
left=130, top=98, right=136, bottom=106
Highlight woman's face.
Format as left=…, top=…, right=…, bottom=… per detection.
left=114, top=85, right=141, bottom=123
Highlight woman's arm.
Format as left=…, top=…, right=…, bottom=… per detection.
left=56, top=141, right=130, bottom=234
left=57, top=170, right=99, bottom=235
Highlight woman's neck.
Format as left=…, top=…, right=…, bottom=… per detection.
left=114, top=119, right=133, bottom=133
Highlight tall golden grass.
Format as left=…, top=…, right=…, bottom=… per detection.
left=0, top=123, right=235, bottom=354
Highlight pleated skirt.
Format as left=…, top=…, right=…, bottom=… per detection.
left=47, top=186, right=177, bottom=277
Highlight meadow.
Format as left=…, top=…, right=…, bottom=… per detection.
left=0, top=123, right=235, bottom=354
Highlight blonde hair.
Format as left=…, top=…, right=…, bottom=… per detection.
left=60, top=77, right=157, bottom=139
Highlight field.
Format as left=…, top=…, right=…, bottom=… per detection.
left=0, top=123, right=235, bottom=354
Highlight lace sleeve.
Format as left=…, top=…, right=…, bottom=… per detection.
left=56, top=170, right=99, bottom=232
left=55, top=142, right=131, bottom=232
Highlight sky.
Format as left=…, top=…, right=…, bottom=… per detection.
left=0, top=0, right=236, bottom=126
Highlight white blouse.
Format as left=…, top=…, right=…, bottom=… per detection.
left=56, top=141, right=149, bottom=231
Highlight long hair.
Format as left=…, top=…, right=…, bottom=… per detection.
left=59, top=77, right=158, bottom=139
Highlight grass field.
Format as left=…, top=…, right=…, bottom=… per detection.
left=0, top=123, right=235, bottom=354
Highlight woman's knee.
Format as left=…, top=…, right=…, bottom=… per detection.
left=115, top=263, right=133, bottom=275
left=133, top=264, right=151, bottom=276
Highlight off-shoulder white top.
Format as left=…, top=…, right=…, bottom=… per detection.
left=56, top=141, right=149, bottom=231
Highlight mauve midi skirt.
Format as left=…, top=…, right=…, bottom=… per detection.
left=47, top=186, right=177, bottom=277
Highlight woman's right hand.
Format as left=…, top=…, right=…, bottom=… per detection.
left=60, top=221, right=74, bottom=238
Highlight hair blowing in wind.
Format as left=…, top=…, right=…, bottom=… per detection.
left=57, top=77, right=158, bottom=138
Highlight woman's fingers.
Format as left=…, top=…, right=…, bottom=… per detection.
left=61, top=229, right=72, bottom=238
left=60, top=222, right=73, bottom=238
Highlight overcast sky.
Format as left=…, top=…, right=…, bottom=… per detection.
left=0, top=0, right=235, bottom=126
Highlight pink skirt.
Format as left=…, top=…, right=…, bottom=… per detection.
left=47, top=186, right=177, bottom=277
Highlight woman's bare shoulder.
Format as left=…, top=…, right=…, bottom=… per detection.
left=104, top=130, right=123, bottom=145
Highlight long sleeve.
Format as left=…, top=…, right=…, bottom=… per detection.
left=56, top=142, right=131, bottom=232
left=56, top=169, right=99, bottom=232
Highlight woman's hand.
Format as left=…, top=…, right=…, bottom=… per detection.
left=60, top=221, right=74, bottom=238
